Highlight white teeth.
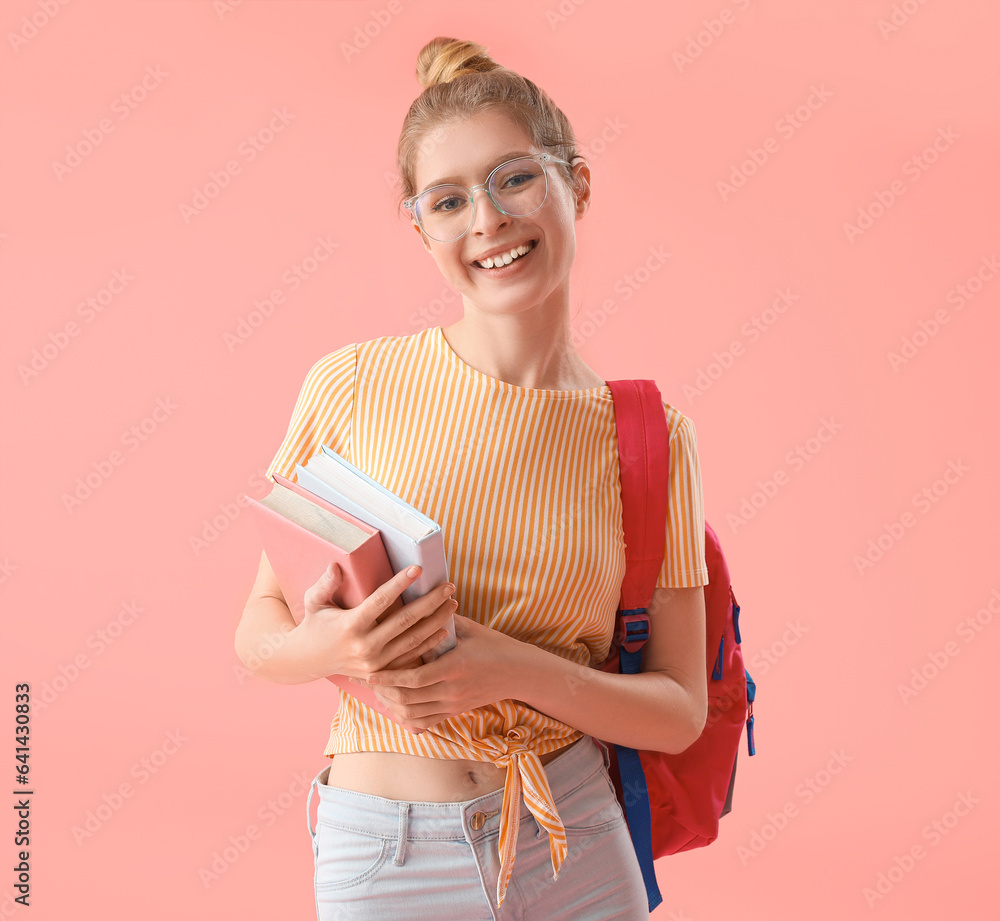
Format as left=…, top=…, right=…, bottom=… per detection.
left=476, top=241, right=534, bottom=269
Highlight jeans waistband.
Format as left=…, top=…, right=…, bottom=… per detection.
left=307, top=735, right=608, bottom=844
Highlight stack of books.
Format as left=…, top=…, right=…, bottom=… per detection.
left=244, top=445, right=456, bottom=715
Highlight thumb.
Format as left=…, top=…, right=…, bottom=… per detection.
left=322, top=562, right=343, bottom=600
left=305, top=562, right=342, bottom=615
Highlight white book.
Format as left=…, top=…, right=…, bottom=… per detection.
left=294, top=445, right=456, bottom=659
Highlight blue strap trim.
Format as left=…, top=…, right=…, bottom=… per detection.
left=623, top=618, right=649, bottom=644
left=615, top=607, right=661, bottom=911
left=711, top=635, right=724, bottom=681
left=619, top=644, right=643, bottom=675
left=615, top=743, right=663, bottom=913
left=617, top=610, right=649, bottom=671
left=745, top=668, right=756, bottom=756
left=620, top=607, right=649, bottom=619
left=618, top=609, right=650, bottom=654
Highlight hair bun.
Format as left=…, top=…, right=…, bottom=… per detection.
left=415, top=37, right=501, bottom=89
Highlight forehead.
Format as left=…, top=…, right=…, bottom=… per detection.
left=412, top=110, right=539, bottom=190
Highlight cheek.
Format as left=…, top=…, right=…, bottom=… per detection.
left=429, top=250, right=463, bottom=278
left=549, top=182, right=581, bottom=220
left=546, top=219, right=577, bottom=265
left=544, top=205, right=581, bottom=257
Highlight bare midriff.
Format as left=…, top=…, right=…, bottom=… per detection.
left=323, top=738, right=580, bottom=801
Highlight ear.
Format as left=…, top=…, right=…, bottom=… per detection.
left=569, top=156, right=592, bottom=219
left=411, top=220, right=433, bottom=254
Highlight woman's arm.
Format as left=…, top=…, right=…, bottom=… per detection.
left=234, top=552, right=306, bottom=683
left=364, top=584, right=708, bottom=754
left=521, top=585, right=708, bottom=753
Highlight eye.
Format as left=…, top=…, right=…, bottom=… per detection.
left=431, top=195, right=465, bottom=213
left=421, top=186, right=469, bottom=215
left=500, top=171, right=536, bottom=190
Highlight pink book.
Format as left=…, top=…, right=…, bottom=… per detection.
left=244, top=474, right=406, bottom=720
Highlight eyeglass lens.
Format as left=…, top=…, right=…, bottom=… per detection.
left=414, top=158, right=548, bottom=242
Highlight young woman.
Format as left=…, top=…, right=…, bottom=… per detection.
left=235, top=36, right=709, bottom=921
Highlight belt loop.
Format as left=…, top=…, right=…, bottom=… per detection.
left=307, top=764, right=331, bottom=840
left=306, top=777, right=318, bottom=840
left=594, top=737, right=611, bottom=771
left=393, top=803, right=410, bottom=866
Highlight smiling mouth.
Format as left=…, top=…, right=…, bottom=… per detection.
left=471, top=239, right=537, bottom=270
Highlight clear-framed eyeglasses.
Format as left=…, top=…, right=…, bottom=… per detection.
left=403, top=153, right=572, bottom=243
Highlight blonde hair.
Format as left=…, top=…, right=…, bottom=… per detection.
left=395, top=37, right=581, bottom=217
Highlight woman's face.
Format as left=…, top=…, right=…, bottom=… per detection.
left=408, top=110, right=590, bottom=321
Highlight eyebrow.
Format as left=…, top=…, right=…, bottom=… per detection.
left=421, top=150, right=535, bottom=191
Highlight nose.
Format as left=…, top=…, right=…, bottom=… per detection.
left=468, top=185, right=509, bottom=237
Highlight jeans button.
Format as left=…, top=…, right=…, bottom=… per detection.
left=470, top=810, right=498, bottom=830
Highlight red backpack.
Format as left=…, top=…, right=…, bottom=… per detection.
left=601, top=379, right=757, bottom=913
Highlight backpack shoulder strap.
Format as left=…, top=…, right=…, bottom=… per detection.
left=607, top=380, right=670, bottom=613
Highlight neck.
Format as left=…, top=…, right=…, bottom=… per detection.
left=441, top=309, right=600, bottom=391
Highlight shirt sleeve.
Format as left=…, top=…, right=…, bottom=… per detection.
left=265, top=343, right=358, bottom=485
left=655, top=404, right=710, bottom=588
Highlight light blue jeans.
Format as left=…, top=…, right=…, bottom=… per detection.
left=305, top=735, right=649, bottom=920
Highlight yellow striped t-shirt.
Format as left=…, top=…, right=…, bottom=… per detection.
left=265, top=325, right=709, bottom=903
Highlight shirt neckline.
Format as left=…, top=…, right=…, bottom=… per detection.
left=430, top=325, right=609, bottom=399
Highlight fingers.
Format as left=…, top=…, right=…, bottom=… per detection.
left=305, top=562, right=429, bottom=625
left=368, top=568, right=454, bottom=642
left=377, top=595, right=457, bottom=668
left=362, top=565, right=439, bottom=628
left=381, top=601, right=456, bottom=670
left=364, top=675, right=454, bottom=733
left=384, top=700, right=453, bottom=733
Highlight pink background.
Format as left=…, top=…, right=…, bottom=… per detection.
left=2, top=1, right=997, bottom=918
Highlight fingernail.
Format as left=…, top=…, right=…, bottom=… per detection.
left=406, top=565, right=421, bottom=577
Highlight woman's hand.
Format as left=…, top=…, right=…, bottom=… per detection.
left=291, top=563, right=459, bottom=682
left=357, top=613, right=532, bottom=731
